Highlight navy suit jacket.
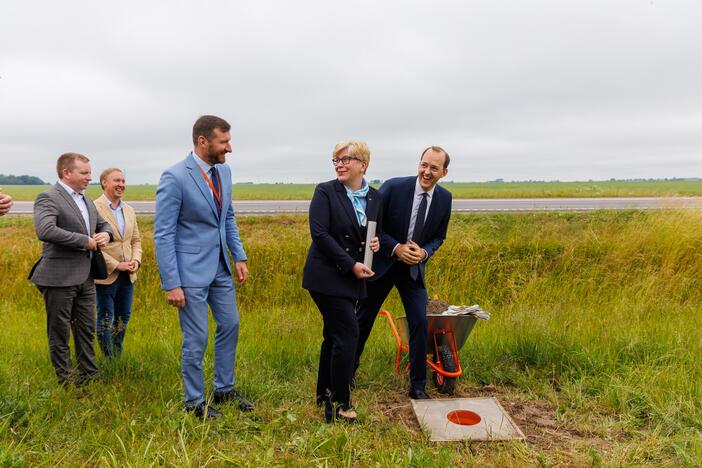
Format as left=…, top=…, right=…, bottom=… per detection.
left=302, top=179, right=383, bottom=300
left=374, top=176, right=452, bottom=287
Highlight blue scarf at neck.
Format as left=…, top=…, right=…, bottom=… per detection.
left=345, top=179, right=369, bottom=227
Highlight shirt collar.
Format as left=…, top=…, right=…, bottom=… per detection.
left=414, top=177, right=435, bottom=199
left=105, top=196, right=123, bottom=211
left=58, top=180, right=85, bottom=197
left=192, top=151, right=213, bottom=172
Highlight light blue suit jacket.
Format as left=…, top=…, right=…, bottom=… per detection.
left=154, top=153, right=247, bottom=290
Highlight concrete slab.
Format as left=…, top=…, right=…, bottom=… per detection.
left=411, top=397, right=525, bottom=442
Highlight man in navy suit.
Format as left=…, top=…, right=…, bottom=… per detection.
left=355, top=146, right=452, bottom=399
left=154, top=115, right=253, bottom=419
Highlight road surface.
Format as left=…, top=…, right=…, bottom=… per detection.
left=9, top=197, right=702, bottom=215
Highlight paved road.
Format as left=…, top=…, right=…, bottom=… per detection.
left=9, top=197, right=702, bottom=215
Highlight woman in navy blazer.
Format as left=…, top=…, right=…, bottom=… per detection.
left=302, top=141, right=382, bottom=423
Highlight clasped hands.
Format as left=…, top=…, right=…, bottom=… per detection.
left=395, top=240, right=426, bottom=265
left=87, top=232, right=110, bottom=250
left=352, top=236, right=380, bottom=279
left=116, top=260, right=140, bottom=273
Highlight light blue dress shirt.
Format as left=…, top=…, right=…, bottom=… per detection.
left=107, top=198, right=126, bottom=237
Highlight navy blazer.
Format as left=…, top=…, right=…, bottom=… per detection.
left=302, top=179, right=383, bottom=300
left=374, top=176, right=452, bottom=287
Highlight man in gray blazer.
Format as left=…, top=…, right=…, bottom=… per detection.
left=29, top=153, right=113, bottom=386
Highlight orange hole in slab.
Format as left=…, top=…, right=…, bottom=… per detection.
left=447, top=409, right=481, bottom=426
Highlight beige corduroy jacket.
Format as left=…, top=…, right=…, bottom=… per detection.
left=93, top=194, right=142, bottom=285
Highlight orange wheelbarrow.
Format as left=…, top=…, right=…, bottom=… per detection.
left=379, top=310, right=478, bottom=395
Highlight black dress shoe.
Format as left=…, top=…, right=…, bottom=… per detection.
left=316, top=388, right=331, bottom=407
left=408, top=389, right=431, bottom=400
left=75, top=372, right=99, bottom=387
left=213, top=389, right=255, bottom=412
left=187, top=402, right=221, bottom=420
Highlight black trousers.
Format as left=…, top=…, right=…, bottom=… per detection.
left=310, top=291, right=359, bottom=410
left=355, top=262, right=429, bottom=392
left=39, top=277, right=98, bottom=385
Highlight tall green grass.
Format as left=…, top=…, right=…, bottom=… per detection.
left=4, top=179, right=702, bottom=201
left=1, top=210, right=701, bottom=465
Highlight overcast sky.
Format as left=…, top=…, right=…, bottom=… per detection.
left=1, top=1, right=700, bottom=184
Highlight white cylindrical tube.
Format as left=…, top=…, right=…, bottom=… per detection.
left=363, top=220, right=377, bottom=269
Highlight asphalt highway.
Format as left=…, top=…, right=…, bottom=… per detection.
left=10, top=197, right=702, bottom=215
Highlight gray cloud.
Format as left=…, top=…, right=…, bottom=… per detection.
left=1, top=0, right=700, bottom=184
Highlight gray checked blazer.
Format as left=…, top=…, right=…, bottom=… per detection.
left=29, top=183, right=113, bottom=287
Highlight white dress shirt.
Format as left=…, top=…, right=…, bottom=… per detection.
left=391, top=178, right=435, bottom=259
left=406, top=178, right=435, bottom=242
left=58, top=180, right=90, bottom=236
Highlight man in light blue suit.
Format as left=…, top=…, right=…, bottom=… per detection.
left=154, top=115, right=253, bottom=419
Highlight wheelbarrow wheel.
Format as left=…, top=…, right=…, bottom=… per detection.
left=432, top=344, right=457, bottom=395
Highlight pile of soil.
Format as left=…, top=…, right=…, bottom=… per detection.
left=426, top=299, right=449, bottom=315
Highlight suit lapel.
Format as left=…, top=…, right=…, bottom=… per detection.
left=422, top=187, right=441, bottom=242
left=213, top=166, right=225, bottom=220
left=335, top=180, right=362, bottom=238
left=55, top=183, right=88, bottom=234
left=401, top=177, right=417, bottom=240
left=186, top=154, right=220, bottom=220
left=87, top=198, right=96, bottom=233
left=123, top=205, right=134, bottom=240
left=97, top=196, right=122, bottom=241
left=366, top=190, right=378, bottom=223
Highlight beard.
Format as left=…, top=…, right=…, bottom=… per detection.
left=205, top=148, right=227, bottom=165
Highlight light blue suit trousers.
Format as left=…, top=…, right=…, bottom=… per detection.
left=179, top=257, right=239, bottom=406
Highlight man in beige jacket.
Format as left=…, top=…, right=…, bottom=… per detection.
left=94, top=168, right=142, bottom=357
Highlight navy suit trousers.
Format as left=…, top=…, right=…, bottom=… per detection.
left=355, top=262, right=429, bottom=392
left=310, top=291, right=358, bottom=410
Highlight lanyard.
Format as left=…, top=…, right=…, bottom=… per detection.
left=197, top=164, right=222, bottom=208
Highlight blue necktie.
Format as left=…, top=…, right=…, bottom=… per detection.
left=210, top=167, right=221, bottom=219
left=411, top=193, right=428, bottom=243
left=409, top=193, right=428, bottom=281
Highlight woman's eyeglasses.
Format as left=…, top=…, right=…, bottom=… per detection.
left=331, top=156, right=362, bottom=166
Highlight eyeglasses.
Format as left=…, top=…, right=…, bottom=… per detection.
left=332, top=156, right=362, bottom=166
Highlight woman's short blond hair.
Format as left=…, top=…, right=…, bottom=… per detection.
left=333, top=140, right=371, bottom=167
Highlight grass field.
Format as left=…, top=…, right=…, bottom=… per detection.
left=3, top=179, right=702, bottom=201
left=1, top=210, right=702, bottom=465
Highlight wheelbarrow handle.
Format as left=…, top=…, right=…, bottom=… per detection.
left=379, top=310, right=402, bottom=348
left=380, top=310, right=408, bottom=373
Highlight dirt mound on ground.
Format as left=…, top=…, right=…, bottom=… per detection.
left=426, top=299, right=449, bottom=315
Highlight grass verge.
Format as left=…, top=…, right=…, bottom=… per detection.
left=3, top=179, right=702, bottom=201
left=1, top=211, right=701, bottom=465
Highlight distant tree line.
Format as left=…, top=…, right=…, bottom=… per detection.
left=0, top=174, right=47, bottom=185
